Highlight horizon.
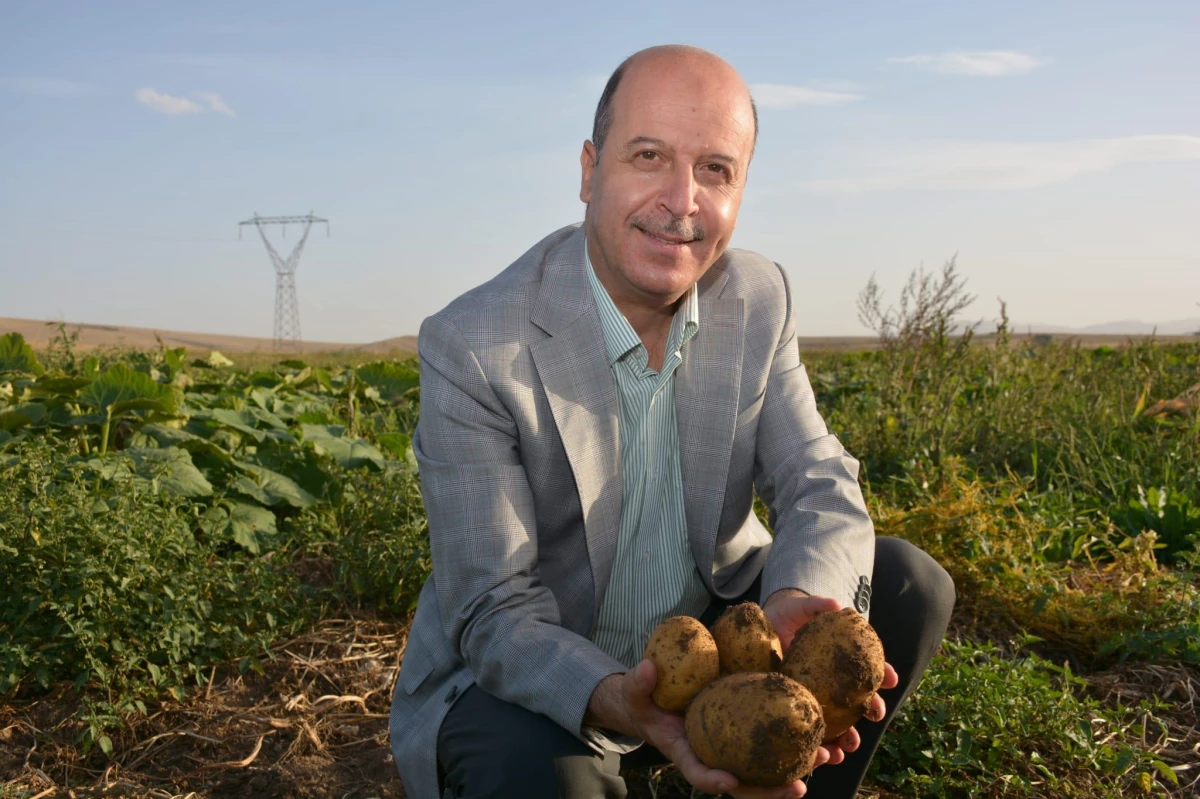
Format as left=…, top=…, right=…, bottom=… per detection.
left=2, top=1, right=1198, bottom=341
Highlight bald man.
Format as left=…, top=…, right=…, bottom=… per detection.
left=389, top=45, right=955, bottom=799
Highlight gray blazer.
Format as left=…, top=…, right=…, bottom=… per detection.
left=389, top=224, right=875, bottom=797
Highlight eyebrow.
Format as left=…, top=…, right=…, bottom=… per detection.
left=623, top=136, right=741, bottom=171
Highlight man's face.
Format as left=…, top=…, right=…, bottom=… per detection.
left=580, top=53, right=756, bottom=309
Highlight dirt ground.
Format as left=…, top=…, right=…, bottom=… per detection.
left=4, top=613, right=1195, bottom=798
left=0, top=613, right=913, bottom=799
left=1, top=616, right=408, bottom=799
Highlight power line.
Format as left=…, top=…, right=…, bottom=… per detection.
left=239, top=212, right=329, bottom=350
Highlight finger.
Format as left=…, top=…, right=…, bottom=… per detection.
left=811, top=744, right=833, bottom=769
left=728, top=780, right=808, bottom=799
left=627, top=659, right=657, bottom=700
left=835, top=725, right=861, bottom=753
left=882, top=662, right=899, bottom=690
left=864, top=692, right=887, bottom=723
left=821, top=742, right=844, bottom=766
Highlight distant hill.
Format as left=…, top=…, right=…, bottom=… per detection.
left=1014, top=317, right=1200, bottom=336
left=0, top=317, right=418, bottom=356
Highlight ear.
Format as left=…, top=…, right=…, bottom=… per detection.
left=579, top=140, right=597, bottom=204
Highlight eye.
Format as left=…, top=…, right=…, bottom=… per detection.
left=638, top=150, right=660, bottom=161
left=701, top=163, right=731, bottom=180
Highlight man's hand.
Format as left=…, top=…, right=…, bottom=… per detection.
left=762, top=589, right=901, bottom=764
left=585, top=660, right=824, bottom=798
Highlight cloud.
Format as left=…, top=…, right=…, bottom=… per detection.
left=136, top=88, right=203, bottom=114
left=0, top=77, right=91, bottom=97
left=750, top=83, right=862, bottom=109
left=889, top=51, right=1046, bottom=76
left=197, top=91, right=236, bottom=117
left=801, top=135, right=1200, bottom=193
left=135, top=88, right=236, bottom=117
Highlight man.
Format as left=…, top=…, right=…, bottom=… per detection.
left=390, top=45, right=954, bottom=799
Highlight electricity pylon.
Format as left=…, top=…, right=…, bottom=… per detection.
left=239, top=213, right=329, bottom=350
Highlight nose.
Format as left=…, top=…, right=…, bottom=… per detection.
left=659, top=164, right=700, bottom=219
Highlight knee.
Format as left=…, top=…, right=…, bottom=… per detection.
left=875, top=536, right=956, bottom=621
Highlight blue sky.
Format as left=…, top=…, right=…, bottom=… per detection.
left=2, top=0, right=1198, bottom=342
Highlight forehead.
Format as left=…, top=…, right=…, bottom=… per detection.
left=610, top=57, right=755, bottom=156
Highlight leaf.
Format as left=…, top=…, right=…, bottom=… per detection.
left=0, top=429, right=14, bottom=449
left=375, top=432, right=411, bottom=459
left=0, top=332, right=45, bottom=375
left=29, top=375, right=93, bottom=399
left=301, top=424, right=385, bottom=470
left=0, top=403, right=45, bottom=432
left=355, top=361, right=420, bottom=404
left=231, top=461, right=316, bottom=508
left=125, top=447, right=214, bottom=498
left=79, top=364, right=177, bottom=416
left=208, top=408, right=268, bottom=442
left=200, top=501, right=277, bottom=554
left=161, top=346, right=187, bottom=376
left=207, top=351, right=234, bottom=368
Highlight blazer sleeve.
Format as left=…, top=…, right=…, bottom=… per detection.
left=413, top=313, right=628, bottom=744
left=754, top=264, right=876, bottom=615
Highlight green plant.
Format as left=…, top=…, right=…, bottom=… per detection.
left=871, top=640, right=1178, bottom=796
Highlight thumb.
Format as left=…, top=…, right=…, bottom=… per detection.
left=629, top=659, right=657, bottom=697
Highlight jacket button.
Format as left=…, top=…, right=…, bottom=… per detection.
left=854, top=576, right=871, bottom=613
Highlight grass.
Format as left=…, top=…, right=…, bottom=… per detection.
left=2, top=316, right=1198, bottom=797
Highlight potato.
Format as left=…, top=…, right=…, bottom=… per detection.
left=710, top=601, right=783, bottom=674
left=643, top=616, right=720, bottom=711
left=685, top=672, right=825, bottom=786
left=781, top=607, right=885, bottom=742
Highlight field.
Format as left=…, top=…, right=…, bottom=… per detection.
left=1, top=315, right=1198, bottom=798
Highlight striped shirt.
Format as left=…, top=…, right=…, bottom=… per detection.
left=585, top=244, right=712, bottom=668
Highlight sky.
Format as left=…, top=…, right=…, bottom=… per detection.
left=1, top=0, right=1198, bottom=342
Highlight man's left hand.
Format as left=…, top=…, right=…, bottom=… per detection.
left=761, top=588, right=900, bottom=765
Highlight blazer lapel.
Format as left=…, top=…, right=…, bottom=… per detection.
left=529, top=229, right=623, bottom=618
left=677, top=265, right=744, bottom=578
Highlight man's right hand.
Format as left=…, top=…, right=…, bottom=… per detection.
left=585, top=660, right=825, bottom=799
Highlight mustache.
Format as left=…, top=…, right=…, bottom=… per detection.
left=632, top=215, right=706, bottom=242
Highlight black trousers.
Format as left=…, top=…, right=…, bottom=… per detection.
left=437, top=536, right=956, bottom=798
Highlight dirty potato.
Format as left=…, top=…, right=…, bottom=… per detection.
left=685, top=672, right=825, bottom=786
left=781, top=607, right=885, bottom=742
left=643, top=616, right=720, bottom=711
left=710, top=601, right=784, bottom=674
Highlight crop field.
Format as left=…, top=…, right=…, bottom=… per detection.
left=1, top=319, right=1198, bottom=798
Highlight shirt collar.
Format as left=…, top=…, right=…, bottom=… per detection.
left=584, top=237, right=700, bottom=366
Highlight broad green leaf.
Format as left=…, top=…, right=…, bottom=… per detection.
left=0, top=429, right=14, bottom=449
left=0, top=403, right=45, bottom=432
left=30, top=375, right=93, bottom=398
left=278, top=359, right=308, bottom=369
left=375, top=432, right=411, bottom=459
left=301, top=424, right=385, bottom=470
left=200, top=501, right=277, bottom=554
left=0, top=332, right=45, bottom=375
left=231, top=460, right=316, bottom=508
left=79, top=364, right=177, bottom=416
left=161, top=346, right=187, bottom=376
left=355, top=361, right=419, bottom=404
left=208, top=408, right=268, bottom=442
left=248, top=406, right=290, bottom=431
left=125, top=447, right=214, bottom=498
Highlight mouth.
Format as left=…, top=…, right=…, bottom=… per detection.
left=638, top=227, right=694, bottom=246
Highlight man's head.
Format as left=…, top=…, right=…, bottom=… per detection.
left=580, top=45, right=758, bottom=312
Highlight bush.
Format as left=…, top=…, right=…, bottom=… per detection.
left=0, top=438, right=314, bottom=749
